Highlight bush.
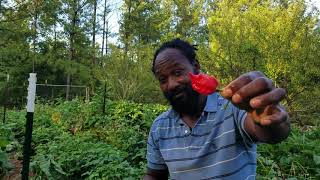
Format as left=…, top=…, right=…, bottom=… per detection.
left=257, top=126, right=320, bottom=179
left=31, top=133, right=140, bottom=179
left=3, top=96, right=319, bottom=179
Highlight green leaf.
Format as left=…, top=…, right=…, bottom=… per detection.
left=313, top=155, right=320, bottom=165
left=39, top=158, right=53, bottom=179
left=0, top=138, right=9, bottom=148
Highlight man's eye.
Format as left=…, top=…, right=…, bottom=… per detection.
left=174, top=70, right=182, bottom=76
left=159, top=77, right=167, bottom=84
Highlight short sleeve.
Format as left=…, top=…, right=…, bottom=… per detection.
left=233, top=106, right=255, bottom=147
left=146, top=122, right=167, bottom=170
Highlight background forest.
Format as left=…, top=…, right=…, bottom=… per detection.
left=0, top=0, right=320, bottom=179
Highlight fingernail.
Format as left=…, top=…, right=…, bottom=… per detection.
left=223, top=88, right=232, bottom=96
left=261, top=119, right=271, bottom=126
left=251, top=99, right=261, bottom=107
left=233, top=94, right=241, bottom=103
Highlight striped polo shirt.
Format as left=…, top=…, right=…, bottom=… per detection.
left=146, top=93, right=257, bottom=179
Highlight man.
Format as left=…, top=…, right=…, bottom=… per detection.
left=144, top=38, right=290, bottom=179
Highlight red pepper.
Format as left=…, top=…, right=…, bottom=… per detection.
left=189, top=73, right=219, bottom=95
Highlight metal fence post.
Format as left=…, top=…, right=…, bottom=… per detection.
left=2, top=74, right=9, bottom=123
left=103, top=82, right=107, bottom=114
left=22, top=73, right=37, bottom=180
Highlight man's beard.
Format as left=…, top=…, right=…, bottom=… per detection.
left=164, top=83, right=202, bottom=116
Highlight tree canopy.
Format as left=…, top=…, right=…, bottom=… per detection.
left=0, top=0, right=319, bottom=124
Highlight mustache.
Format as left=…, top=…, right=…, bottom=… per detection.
left=164, top=85, right=186, bottom=100
left=164, top=83, right=202, bottom=115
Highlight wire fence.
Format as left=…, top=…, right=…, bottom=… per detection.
left=0, top=81, right=89, bottom=123
left=36, top=84, right=89, bottom=102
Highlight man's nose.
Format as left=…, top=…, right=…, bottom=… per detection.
left=167, top=77, right=179, bottom=91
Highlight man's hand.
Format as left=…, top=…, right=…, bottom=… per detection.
left=220, top=71, right=290, bottom=143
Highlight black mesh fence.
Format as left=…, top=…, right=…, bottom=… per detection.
left=0, top=106, right=5, bottom=124
left=0, top=85, right=27, bottom=123
left=36, top=84, right=88, bottom=102
left=0, top=82, right=88, bottom=123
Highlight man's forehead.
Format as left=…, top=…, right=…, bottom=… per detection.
left=154, top=61, right=184, bottom=75
left=155, top=48, right=190, bottom=66
left=156, top=48, right=185, bottom=58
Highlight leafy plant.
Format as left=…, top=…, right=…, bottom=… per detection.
left=3, top=96, right=319, bottom=179
left=257, top=126, right=320, bottom=179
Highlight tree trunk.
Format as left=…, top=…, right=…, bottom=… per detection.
left=123, top=0, right=132, bottom=61
left=101, top=0, right=107, bottom=57
left=66, top=74, right=71, bottom=100
left=105, top=21, right=108, bottom=55
left=53, top=23, right=57, bottom=50
left=0, top=0, right=2, bottom=15
left=92, top=0, right=97, bottom=65
left=33, top=13, right=38, bottom=72
left=66, top=1, right=78, bottom=101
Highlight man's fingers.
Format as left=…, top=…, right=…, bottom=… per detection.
left=221, top=75, right=252, bottom=98
left=221, top=71, right=264, bottom=98
left=259, top=107, right=288, bottom=126
left=249, top=105, right=288, bottom=126
left=249, top=88, right=286, bottom=109
left=231, top=77, right=273, bottom=104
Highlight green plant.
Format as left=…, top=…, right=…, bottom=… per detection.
left=31, top=133, right=140, bottom=179
left=4, top=96, right=319, bottom=179
left=257, top=126, right=320, bottom=179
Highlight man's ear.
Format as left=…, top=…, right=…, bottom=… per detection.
left=193, top=62, right=200, bottom=74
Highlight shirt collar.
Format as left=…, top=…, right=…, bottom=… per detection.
left=167, top=108, right=184, bottom=125
left=204, top=92, right=218, bottom=113
left=168, top=108, right=179, bottom=119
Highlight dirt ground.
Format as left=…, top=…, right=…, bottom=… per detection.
left=3, top=153, right=22, bottom=180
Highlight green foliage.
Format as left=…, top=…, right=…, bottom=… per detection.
left=257, top=126, right=320, bottom=179
left=206, top=0, right=320, bottom=124
left=3, top=96, right=167, bottom=179
left=31, top=133, right=140, bottom=179
left=1, top=96, right=318, bottom=179
left=103, top=44, right=165, bottom=104
left=2, top=0, right=319, bottom=125
left=1, top=0, right=320, bottom=178
left=0, top=123, right=16, bottom=176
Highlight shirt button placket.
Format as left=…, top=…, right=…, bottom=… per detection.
left=183, top=127, right=192, bottom=151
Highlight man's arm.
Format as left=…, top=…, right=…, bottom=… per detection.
left=221, top=71, right=290, bottom=144
left=144, top=168, right=169, bottom=180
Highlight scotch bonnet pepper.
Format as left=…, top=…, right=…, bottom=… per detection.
left=189, top=73, right=219, bottom=95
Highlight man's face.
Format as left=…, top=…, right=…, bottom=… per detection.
left=154, top=48, right=200, bottom=115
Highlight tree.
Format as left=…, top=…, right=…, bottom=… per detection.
left=91, top=0, right=97, bottom=65
left=207, top=0, right=320, bottom=123
left=101, top=0, right=110, bottom=57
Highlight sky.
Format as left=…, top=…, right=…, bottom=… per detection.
left=100, top=0, right=123, bottom=44
left=309, top=0, right=320, bottom=8
left=5, top=0, right=320, bottom=46
left=307, top=0, right=320, bottom=13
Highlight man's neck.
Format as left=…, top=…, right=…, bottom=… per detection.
left=181, top=95, right=207, bottom=128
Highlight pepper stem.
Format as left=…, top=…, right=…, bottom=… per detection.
left=215, top=88, right=223, bottom=92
